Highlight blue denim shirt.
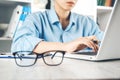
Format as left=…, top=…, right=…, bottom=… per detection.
left=11, top=8, right=103, bottom=53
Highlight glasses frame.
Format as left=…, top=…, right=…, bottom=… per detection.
left=13, top=50, right=66, bottom=67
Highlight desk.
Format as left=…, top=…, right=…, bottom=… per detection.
left=0, top=58, right=120, bottom=80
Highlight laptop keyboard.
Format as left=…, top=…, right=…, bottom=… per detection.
left=73, top=51, right=97, bottom=55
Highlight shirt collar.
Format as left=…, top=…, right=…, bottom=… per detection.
left=49, top=7, right=76, bottom=25
left=69, top=12, right=76, bottom=25
left=49, top=8, right=59, bottom=24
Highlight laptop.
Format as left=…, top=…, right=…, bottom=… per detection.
left=64, top=0, right=120, bottom=61
left=0, top=38, right=12, bottom=55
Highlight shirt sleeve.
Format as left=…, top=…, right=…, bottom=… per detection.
left=11, top=13, right=43, bottom=53
left=83, top=16, right=104, bottom=41
left=82, top=16, right=104, bottom=50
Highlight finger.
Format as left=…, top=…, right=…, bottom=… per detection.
left=90, top=40, right=99, bottom=51
left=82, top=40, right=94, bottom=50
left=90, top=41, right=99, bottom=52
left=86, top=40, right=99, bottom=52
left=78, top=38, right=98, bottom=52
left=93, top=45, right=99, bottom=52
left=92, top=40, right=99, bottom=44
left=87, top=36, right=98, bottom=43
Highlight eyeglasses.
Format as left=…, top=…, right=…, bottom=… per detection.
left=13, top=50, right=66, bottom=67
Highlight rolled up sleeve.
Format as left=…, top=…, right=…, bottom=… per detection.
left=11, top=14, right=43, bottom=53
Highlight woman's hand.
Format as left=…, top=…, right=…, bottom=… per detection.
left=33, top=36, right=99, bottom=54
left=64, top=36, right=99, bottom=53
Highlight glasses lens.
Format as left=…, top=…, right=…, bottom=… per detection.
left=43, top=51, right=64, bottom=66
left=14, top=51, right=37, bottom=67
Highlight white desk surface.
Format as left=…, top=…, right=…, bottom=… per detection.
left=0, top=57, right=120, bottom=80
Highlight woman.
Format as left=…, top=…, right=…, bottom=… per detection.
left=11, top=0, right=103, bottom=54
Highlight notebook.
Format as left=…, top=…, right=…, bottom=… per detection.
left=64, top=0, right=120, bottom=61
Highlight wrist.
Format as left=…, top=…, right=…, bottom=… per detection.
left=62, top=42, right=77, bottom=53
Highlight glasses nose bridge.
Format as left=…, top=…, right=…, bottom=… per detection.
left=13, top=51, right=65, bottom=67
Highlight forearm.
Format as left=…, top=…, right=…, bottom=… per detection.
left=33, top=36, right=99, bottom=54
left=33, top=41, right=66, bottom=53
